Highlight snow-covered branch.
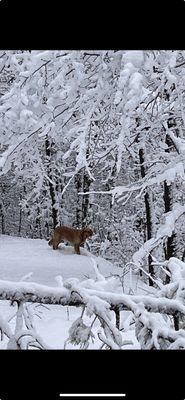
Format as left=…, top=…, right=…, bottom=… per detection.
left=132, top=203, right=185, bottom=267
left=0, top=272, right=185, bottom=319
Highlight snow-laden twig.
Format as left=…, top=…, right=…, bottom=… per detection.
left=20, top=272, right=33, bottom=282
left=90, top=257, right=106, bottom=282
left=132, top=203, right=185, bottom=268
left=135, top=307, right=185, bottom=350
left=64, top=279, right=123, bottom=348
left=79, top=162, right=185, bottom=204
left=0, top=255, right=185, bottom=350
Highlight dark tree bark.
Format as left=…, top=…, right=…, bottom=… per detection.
left=81, top=170, right=92, bottom=228
left=18, top=192, right=23, bottom=235
left=114, top=305, right=120, bottom=329
left=75, top=168, right=92, bottom=228
left=35, top=205, right=42, bottom=238
left=173, top=312, right=179, bottom=331
left=163, top=180, right=176, bottom=261
left=139, top=148, right=154, bottom=286
left=162, top=123, right=178, bottom=329
left=163, top=132, right=176, bottom=284
left=18, top=205, right=22, bottom=235
left=0, top=182, right=6, bottom=234
left=45, top=138, right=58, bottom=230
left=0, top=202, right=5, bottom=234
left=74, top=172, right=83, bottom=227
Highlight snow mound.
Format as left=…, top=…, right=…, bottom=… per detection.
left=0, top=235, right=122, bottom=286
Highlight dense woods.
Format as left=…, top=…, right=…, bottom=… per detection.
left=1, top=50, right=185, bottom=349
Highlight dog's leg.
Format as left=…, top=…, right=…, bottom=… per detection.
left=74, top=244, right=80, bottom=255
left=53, top=241, right=60, bottom=250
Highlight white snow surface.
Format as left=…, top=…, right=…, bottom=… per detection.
left=0, top=234, right=121, bottom=285
left=122, top=51, right=144, bottom=68
left=0, top=234, right=140, bottom=350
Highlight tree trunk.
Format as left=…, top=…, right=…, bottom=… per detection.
left=35, top=205, right=42, bottom=238
left=18, top=206, right=22, bottom=235
left=163, top=133, right=176, bottom=284
left=18, top=193, right=22, bottom=235
left=114, top=306, right=120, bottom=329
left=75, top=168, right=92, bottom=228
left=45, top=138, right=58, bottom=229
left=163, top=181, right=176, bottom=260
left=173, top=312, right=179, bottom=331
left=139, top=148, right=154, bottom=286
left=74, top=172, right=83, bottom=227
left=0, top=202, right=5, bottom=234
left=81, top=170, right=92, bottom=228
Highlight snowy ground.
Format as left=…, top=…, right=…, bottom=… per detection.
left=0, top=234, right=140, bottom=349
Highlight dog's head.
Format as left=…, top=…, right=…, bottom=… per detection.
left=82, top=227, right=93, bottom=241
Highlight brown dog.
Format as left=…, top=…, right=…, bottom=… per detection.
left=48, top=225, right=93, bottom=255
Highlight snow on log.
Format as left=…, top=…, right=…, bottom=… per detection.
left=0, top=277, right=184, bottom=318
left=0, top=279, right=77, bottom=305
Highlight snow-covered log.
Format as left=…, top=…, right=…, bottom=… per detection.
left=0, top=279, right=75, bottom=305
left=0, top=254, right=185, bottom=349
left=0, top=277, right=184, bottom=318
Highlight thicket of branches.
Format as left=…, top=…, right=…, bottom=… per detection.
left=0, top=257, right=185, bottom=350
left=1, top=50, right=185, bottom=269
left=1, top=50, right=185, bottom=349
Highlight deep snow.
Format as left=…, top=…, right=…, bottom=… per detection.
left=0, top=234, right=123, bottom=284
left=0, top=234, right=140, bottom=349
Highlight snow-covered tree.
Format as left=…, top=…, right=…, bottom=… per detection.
left=1, top=50, right=185, bottom=349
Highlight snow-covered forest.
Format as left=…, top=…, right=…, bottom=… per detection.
left=1, top=49, right=185, bottom=349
